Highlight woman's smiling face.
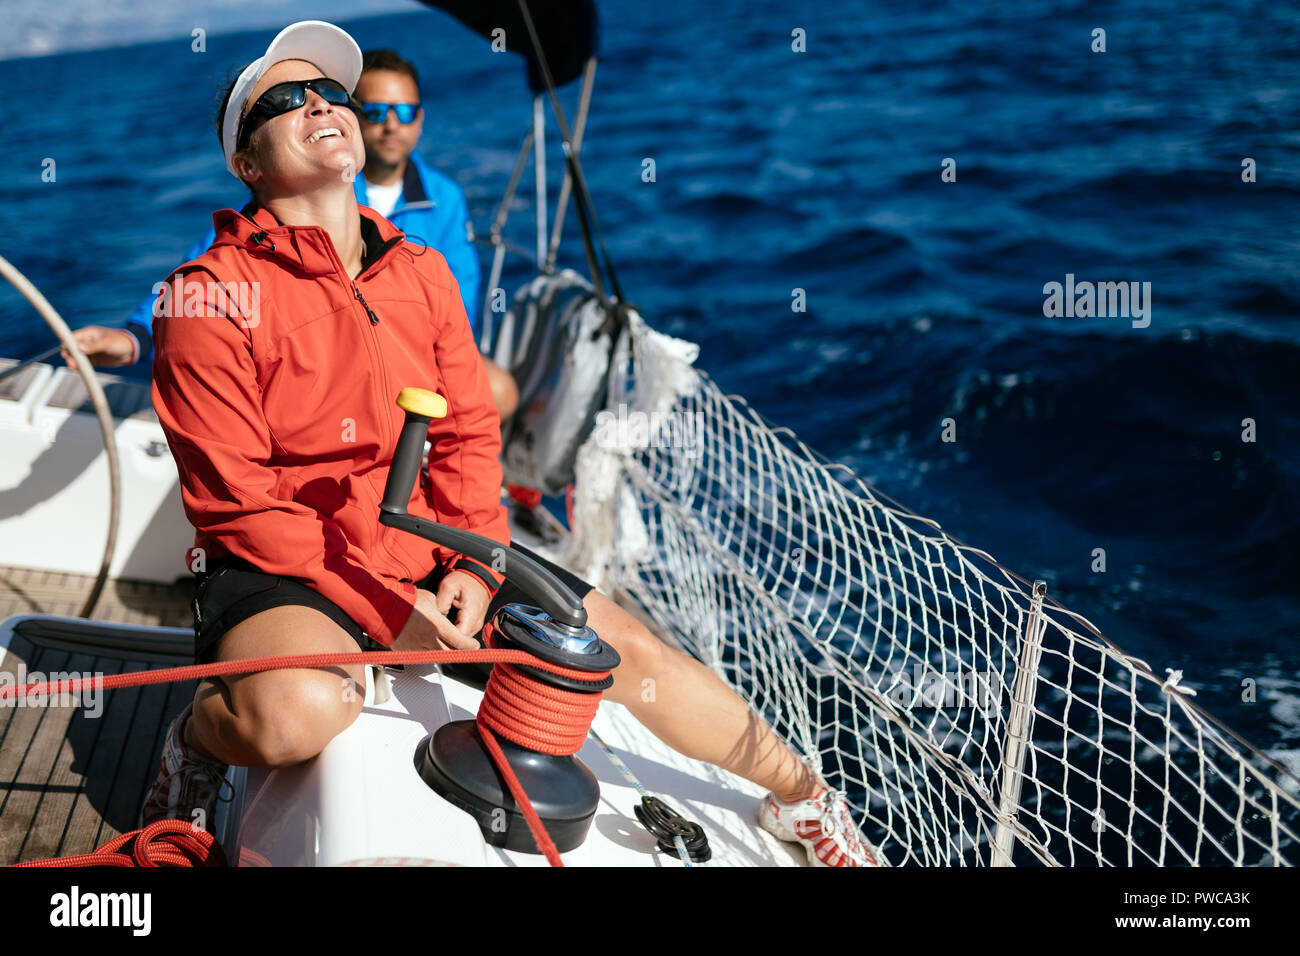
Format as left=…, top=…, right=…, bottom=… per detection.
left=233, top=59, right=364, bottom=194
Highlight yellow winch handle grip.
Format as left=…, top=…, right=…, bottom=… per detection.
left=382, top=387, right=448, bottom=514
left=396, top=387, right=448, bottom=419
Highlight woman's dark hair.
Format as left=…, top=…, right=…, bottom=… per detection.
left=216, top=67, right=258, bottom=196
left=215, top=67, right=242, bottom=148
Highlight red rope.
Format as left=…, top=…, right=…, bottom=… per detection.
left=4, top=644, right=610, bottom=868
left=12, top=819, right=226, bottom=868
left=0, top=647, right=605, bottom=700
left=478, top=655, right=603, bottom=755
left=476, top=630, right=609, bottom=866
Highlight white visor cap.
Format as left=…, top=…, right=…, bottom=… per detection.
left=220, top=20, right=363, bottom=178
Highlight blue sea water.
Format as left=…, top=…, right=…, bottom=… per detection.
left=0, top=0, right=1297, bottom=766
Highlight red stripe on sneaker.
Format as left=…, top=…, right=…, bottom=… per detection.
left=815, top=839, right=841, bottom=866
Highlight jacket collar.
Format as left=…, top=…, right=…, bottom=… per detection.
left=401, top=155, right=428, bottom=205
left=209, top=202, right=406, bottom=278
left=354, top=152, right=432, bottom=216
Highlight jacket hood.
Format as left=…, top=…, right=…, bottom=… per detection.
left=208, top=203, right=407, bottom=278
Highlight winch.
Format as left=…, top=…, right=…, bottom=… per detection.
left=378, top=387, right=620, bottom=853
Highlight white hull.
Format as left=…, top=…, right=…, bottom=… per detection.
left=0, top=359, right=192, bottom=583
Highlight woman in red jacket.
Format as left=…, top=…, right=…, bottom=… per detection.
left=143, top=20, right=882, bottom=867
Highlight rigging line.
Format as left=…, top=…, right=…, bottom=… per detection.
left=587, top=729, right=695, bottom=866
left=546, top=56, right=597, bottom=272
left=490, top=127, right=535, bottom=237
left=0, top=345, right=61, bottom=384
left=479, top=127, right=535, bottom=346
left=472, top=232, right=540, bottom=265
left=533, top=96, right=548, bottom=267
left=514, top=0, right=625, bottom=308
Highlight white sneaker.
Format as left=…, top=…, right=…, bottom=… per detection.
left=139, top=703, right=232, bottom=833
left=759, top=786, right=888, bottom=867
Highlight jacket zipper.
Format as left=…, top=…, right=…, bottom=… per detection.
left=354, top=285, right=379, bottom=324
left=297, top=222, right=417, bottom=582
left=317, top=241, right=411, bottom=581
left=355, top=286, right=415, bottom=581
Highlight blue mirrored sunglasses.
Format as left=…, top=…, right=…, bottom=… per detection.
left=360, top=102, right=420, bottom=125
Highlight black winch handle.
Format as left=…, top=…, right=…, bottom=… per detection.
left=377, top=387, right=588, bottom=630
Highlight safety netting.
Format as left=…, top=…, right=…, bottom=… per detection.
left=560, top=311, right=1300, bottom=867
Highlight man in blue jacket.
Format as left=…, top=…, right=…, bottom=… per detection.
left=71, top=48, right=518, bottom=420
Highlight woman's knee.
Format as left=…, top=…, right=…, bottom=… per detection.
left=209, top=605, right=366, bottom=766
left=227, top=670, right=362, bottom=766
left=582, top=592, right=672, bottom=690
left=487, top=360, right=519, bottom=421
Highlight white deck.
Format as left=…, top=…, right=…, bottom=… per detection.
left=233, top=662, right=805, bottom=867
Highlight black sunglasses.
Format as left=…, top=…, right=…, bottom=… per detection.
left=237, top=78, right=358, bottom=150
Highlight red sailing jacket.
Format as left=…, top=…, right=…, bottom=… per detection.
left=151, top=203, right=509, bottom=646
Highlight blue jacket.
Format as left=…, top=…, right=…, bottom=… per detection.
left=123, top=152, right=481, bottom=365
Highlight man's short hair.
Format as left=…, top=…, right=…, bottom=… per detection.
left=361, top=49, right=421, bottom=101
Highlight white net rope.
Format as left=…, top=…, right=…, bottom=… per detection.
left=563, top=312, right=1300, bottom=867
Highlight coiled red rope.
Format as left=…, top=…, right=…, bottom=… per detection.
left=478, top=632, right=604, bottom=755
left=475, top=629, right=608, bottom=865
left=11, top=819, right=226, bottom=868
left=2, top=642, right=610, bottom=868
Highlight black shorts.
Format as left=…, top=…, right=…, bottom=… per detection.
left=191, top=544, right=594, bottom=664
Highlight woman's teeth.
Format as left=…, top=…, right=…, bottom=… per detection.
left=307, top=128, right=341, bottom=143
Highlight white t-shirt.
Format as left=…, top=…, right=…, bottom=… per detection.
left=364, top=178, right=403, bottom=218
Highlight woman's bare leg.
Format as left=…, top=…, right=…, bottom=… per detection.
left=585, top=590, right=821, bottom=803
left=186, top=605, right=367, bottom=768
left=485, top=358, right=519, bottom=422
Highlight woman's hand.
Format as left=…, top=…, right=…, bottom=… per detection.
left=392, top=587, right=479, bottom=651
left=436, top=570, right=492, bottom=643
